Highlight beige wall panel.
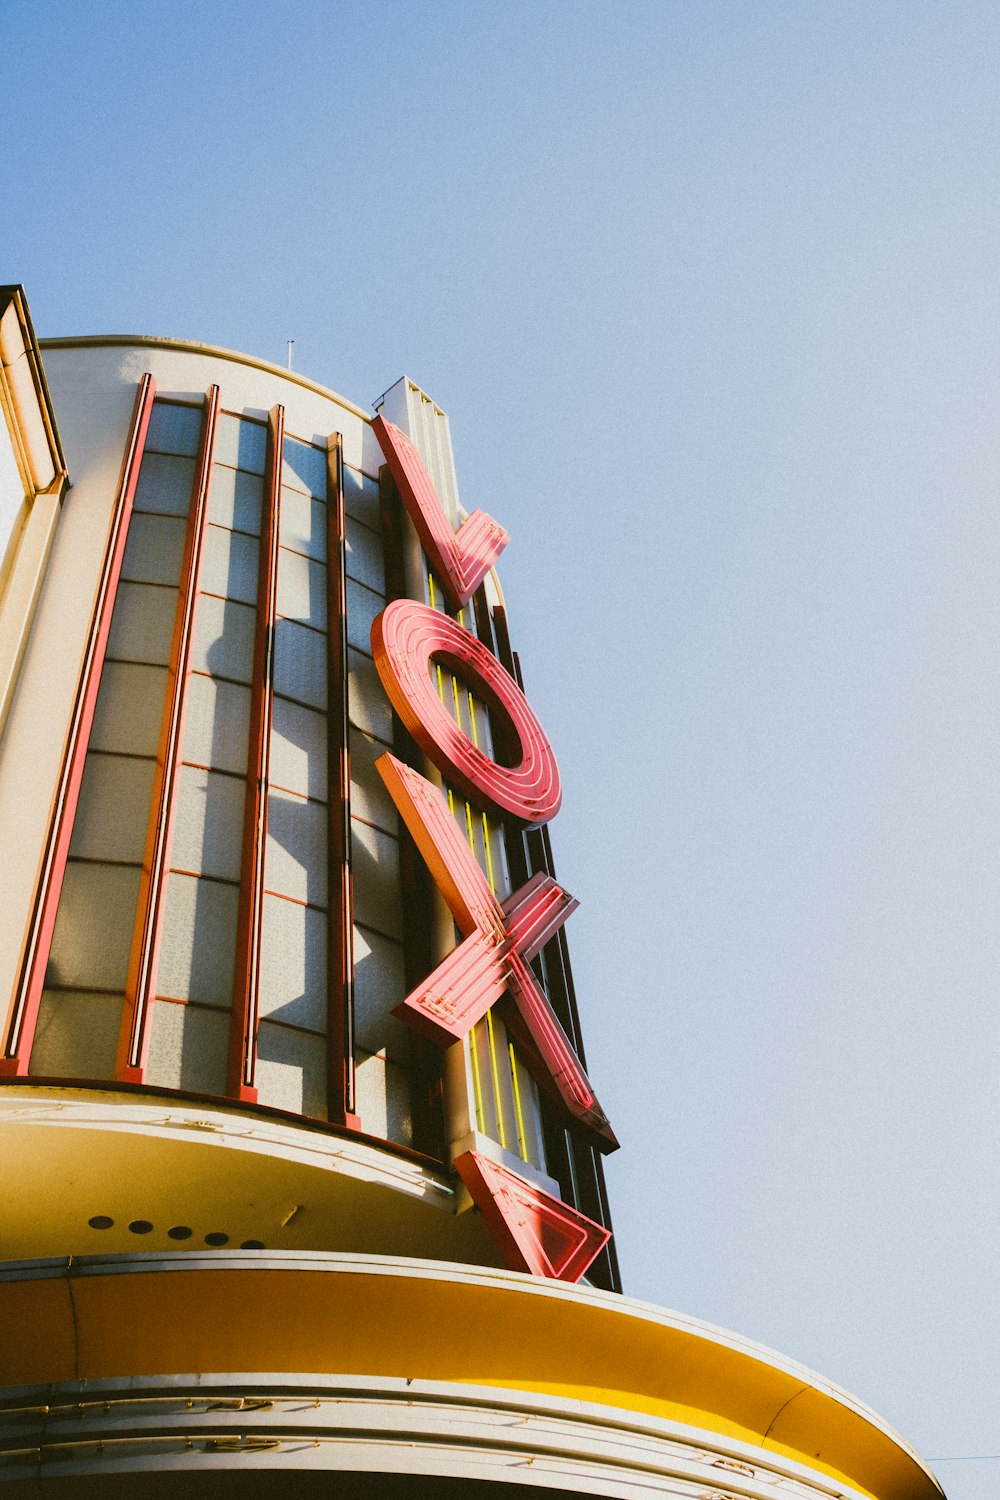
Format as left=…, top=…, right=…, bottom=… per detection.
left=0, top=346, right=138, bottom=1028
left=190, top=594, right=255, bottom=684
left=255, top=1021, right=327, bottom=1118
left=279, top=486, right=325, bottom=561
left=258, top=893, right=327, bottom=1033
left=145, top=998, right=228, bottom=1095
left=353, top=923, right=409, bottom=1062
left=350, top=819, right=403, bottom=939
left=355, top=1048, right=414, bottom=1148
left=347, top=646, right=393, bottom=745
left=270, top=696, right=327, bottom=800
left=156, top=872, right=239, bottom=1008
left=208, top=464, right=263, bottom=535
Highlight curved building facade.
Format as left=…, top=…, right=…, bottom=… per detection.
left=0, top=305, right=943, bottom=1499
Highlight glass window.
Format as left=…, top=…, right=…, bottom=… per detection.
left=134, top=453, right=196, bottom=516
left=46, top=861, right=141, bottom=992
left=68, top=753, right=155, bottom=864
left=106, top=582, right=177, bottom=667
left=146, top=402, right=202, bottom=457
left=90, top=662, right=169, bottom=758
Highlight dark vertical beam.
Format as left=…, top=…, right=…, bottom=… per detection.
left=1, top=373, right=157, bottom=1077
left=492, top=599, right=621, bottom=1292
left=117, top=385, right=221, bottom=1081
left=227, top=404, right=283, bottom=1102
left=326, top=432, right=360, bottom=1128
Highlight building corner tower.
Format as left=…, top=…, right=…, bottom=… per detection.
left=0, top=290, right=944, bottom=1499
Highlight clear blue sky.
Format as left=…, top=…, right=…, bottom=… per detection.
left=7, top=2, right=999, bottom=1492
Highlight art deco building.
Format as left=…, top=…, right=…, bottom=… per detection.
left=0, top=287, right=944, bottom=1499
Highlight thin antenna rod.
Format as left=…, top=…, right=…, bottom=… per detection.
left=286, top=340, right=294, bottom=371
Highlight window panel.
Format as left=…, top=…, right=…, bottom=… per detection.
left=69, top=753, right=155, bottom=864
left=259, top=894, right=327, bottom=1033
left=156, top=872, right=239, bottom=1008
left=355, top=1049, right=413, bottom=1147
left=343, top=464, right=381, bottom=531
left=346, top=577, right=383, bottom=655
left=347, top=647, right=394, bottom=744
left=146, top=402, right=202, bottom=457
left=273, top=618, right=327, bottom=710
left=350, top=819, right=403, bottom=939
left=181, top=674, right=251, bottom=776
left=121, top=512, right=188, bottom=588
left=277, top=548, right=327, bottom=632
left=208, top=465, right=263, bottom=536
left=106, top=581, right=177, bottom=667
left=170, top=765, right=245, bottom=881
left=353, top=924, right=408, bottom=1061
left=349, top=727, right=398, bottom=834
left=134, top=453, right=196, bottom=516
left=345, top=516, right=385, bottom=595
left=265, top=789, right=327, bottom=906
left=191, top=595, right=255, bottom=684
left=214, top=413, right=267, bottom=475
left=47, top=861, right=141, bottom=992
left=279, top=486, right=326, bottom=562
left=282, top=437, right=327, bottom=498
left=270, top=696, right=327, bottom=800
left=90, top=661, right=168, bottom=758
left=255, top=1022, right=327, bottom=1118
left=28, top=991, right=122, bottom=1081
left=145, top=1000, right=228, bottom=1095
left=200, top=523, right=259, bottom=606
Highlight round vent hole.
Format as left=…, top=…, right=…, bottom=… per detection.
left=204, top=1232, right=229, bottom=1246
left=128, top=1220, right=154, bottom=1235
left=167, top=1225, right=193, bottom=1241
left=88, top=1216, right=114, bottom=1230
left=240, top=1240, right=265, bottom=1249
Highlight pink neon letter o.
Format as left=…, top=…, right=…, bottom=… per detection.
left=371, top=599, right=561, bottom=825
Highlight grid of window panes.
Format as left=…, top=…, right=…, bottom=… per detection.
left=31, top=400, right=203, bottom=1079
left=143, top=411, right=262, bottom=1096
left=343, top=464, right=415, bottom=1146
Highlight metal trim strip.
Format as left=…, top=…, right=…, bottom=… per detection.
left=227, top=405, right=284, bottom=1100
left=116, top=385, right=221, bottom=1081
left=0, top=373, right=157, bottom=1075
